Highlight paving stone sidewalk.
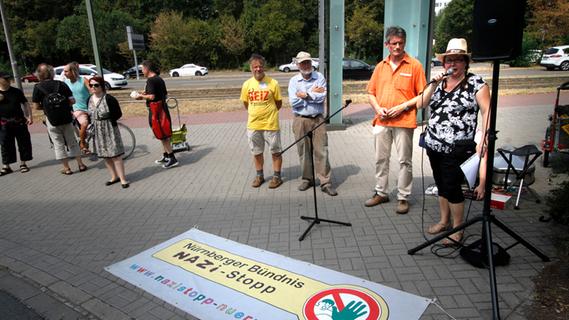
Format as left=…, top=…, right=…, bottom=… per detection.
left=0, top=102, right=561, bottom=319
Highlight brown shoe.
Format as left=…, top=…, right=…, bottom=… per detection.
left=298, top=180, right=314, bottom=191
left=396, top=200, right=409, bottom=214
left=252, top=175, right=264, bottom=188
left=364, top=193, right=389, bottom=207
left=321, top=185, right=338, bottom=196
left=268, top=176, right=283, bottom=189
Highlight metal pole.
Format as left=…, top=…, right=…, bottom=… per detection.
left=0, top=0, right=22, bottom=90
left=133, top=50, right=139, bottom=80
left=85, top=0, right=103, bottom=76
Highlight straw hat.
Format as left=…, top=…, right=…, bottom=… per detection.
left=436, top=38, right=471, bottom=62
left=294, top=51, right=312, bottom=64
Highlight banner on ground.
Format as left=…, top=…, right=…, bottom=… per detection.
left=106, top=228, right=431, bottom=319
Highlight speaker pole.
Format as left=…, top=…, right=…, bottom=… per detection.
left=483, top=60, right=502, bottom=320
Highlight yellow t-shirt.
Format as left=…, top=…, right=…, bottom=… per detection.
left=240, top=76, right=282, bottom=131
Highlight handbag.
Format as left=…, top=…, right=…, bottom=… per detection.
left=418, top=131, right=426, bottom=148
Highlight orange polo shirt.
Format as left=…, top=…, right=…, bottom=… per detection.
left=367, top=53, right=427, bottom=128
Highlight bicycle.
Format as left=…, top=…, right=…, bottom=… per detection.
left=76, top=118, right=136, bottom=160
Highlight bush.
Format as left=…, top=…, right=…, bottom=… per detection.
left=545, top=180, right=569, bottom=225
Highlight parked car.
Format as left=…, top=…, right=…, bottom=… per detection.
left=123, top=65, right=142, bottom=79
left=169, top=64, right=208, bottom=77
left=54, top=64, right=128, bottom=90
left=343, top=58, right=374, bottom=80
left=540, top=45, right=569, bottom=71
left=20, top=73, right=39, bottom=83
left=278, top=58, right=320, bottom=72
left=431, top=57, right=443, bottom=68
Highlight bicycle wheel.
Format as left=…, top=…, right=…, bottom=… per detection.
left=118, top=122, right=136, bottom=160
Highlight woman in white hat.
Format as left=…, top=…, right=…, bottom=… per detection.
left=416, top=38, right=490, bottom=245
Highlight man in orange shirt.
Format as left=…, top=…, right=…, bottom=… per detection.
left=365, top=26, right=427, bottom=214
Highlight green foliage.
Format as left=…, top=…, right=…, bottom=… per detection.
left=507, top=33, right=541, bottom=67
left=249, top=0, right=305, bottom=64
left=526, top=0, right=569, bottom=49
left=2, top=0, right=385, bottom=71
left=346, top=4, right=383, bottom=60
left=433, top=0, right=473, bottom=54
left=55, top=5, right=143, bottom=70
left=149, top=12, right=220, bottom=70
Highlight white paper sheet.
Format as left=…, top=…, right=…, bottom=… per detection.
left=461, top=153, right=481, bottom=188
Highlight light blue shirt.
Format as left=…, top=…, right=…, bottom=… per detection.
left=288, top=71, right=327, bottom=116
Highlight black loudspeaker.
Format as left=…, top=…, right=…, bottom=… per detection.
left=471, top=0, right=526, bottom=61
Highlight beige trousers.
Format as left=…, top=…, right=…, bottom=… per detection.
left=373, top=126, right=413, bottom=200
left=292, top=115, right=331, bottom=187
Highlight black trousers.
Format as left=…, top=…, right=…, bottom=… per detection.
left=0, top=123, right=33, bottom=165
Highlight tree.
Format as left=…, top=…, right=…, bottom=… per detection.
left=149, top=11, right=193, bottom=70
left=526, top=0, right=569, bottom=48
left=248, top=0, right=305, bottom=64
left=219, top=15, right=247, bottom=67
left=56, top=6, right=143, bottom=70
left=346, top=4, right=383, bottom=60
left=434, top=0, right=473, bottom=54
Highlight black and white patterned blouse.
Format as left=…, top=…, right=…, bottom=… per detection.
left=425, top=73, right=486, bottom=153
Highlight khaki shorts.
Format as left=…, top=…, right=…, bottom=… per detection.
left=247, top=130, right=281, bottom=155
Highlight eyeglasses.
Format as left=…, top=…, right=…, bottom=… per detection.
left=89, top=84, right=100, bottom=88
left=444, top=57, right=465, bottom=64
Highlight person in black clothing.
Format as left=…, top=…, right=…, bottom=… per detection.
left=0, top=71, right=33, bottom=175
left=135, top=60, right=178, bottom=169
left=32, top=63, right=87, bottom=175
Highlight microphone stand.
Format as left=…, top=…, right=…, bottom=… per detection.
left=280, top=99, right=353, bottom=241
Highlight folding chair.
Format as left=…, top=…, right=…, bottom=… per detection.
left=496, top=144, right=542, bottom=209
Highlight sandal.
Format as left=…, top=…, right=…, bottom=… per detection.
left=0, top=167, right=13, bottom=176
left=79, top=165, right=88, bottom=172
left=61, top=168, right=73, bottom=175
left=442, top=231, right=464, bottom=247
left=19, top=164, right=30, bottom=173
left=427, top=222, right=450, bottom=234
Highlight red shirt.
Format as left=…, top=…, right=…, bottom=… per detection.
left=367, top=53, right=427, bottom=128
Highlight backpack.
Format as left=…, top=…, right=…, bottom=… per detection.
left=37, top=81, right=73, bottom=126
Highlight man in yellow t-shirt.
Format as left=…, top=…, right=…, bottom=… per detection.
left=240, top=54, right=283, bottom=189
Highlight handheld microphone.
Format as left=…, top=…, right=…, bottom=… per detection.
left=427, top=67, right=454, bottom=85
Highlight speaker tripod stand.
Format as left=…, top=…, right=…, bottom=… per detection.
left=280, top=100, right=353, bottom=241
left=407, top=61, right=549, bottom=319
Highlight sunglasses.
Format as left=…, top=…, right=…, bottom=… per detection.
left=89, top=83, right=100, bottom=88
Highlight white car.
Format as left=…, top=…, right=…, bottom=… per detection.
left=540, top=45, right=569, bottom=71
left=169, top=64, right=208, bottom=77
left=278, top=58, right=320, bottom=72
left=54, top=64, right=128, bottom=90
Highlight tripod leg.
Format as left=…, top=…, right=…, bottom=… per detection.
left=514, top=179, right=524, bottom=209
left=482, top=215, right=501, bottom=320
left=491, top=217, right=550, bottom=262
left=408, top=216, right=482, bottom=255
left=299, top=219, right=318, bottom=241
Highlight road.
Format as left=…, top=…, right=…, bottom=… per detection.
left=19, top=64, right=569, bottom=95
